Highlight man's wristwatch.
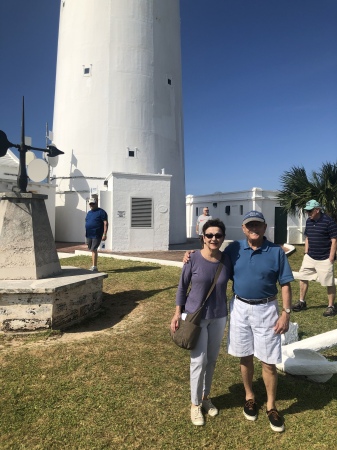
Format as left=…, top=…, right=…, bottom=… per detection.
left=282, top=308, right=291, bottom=314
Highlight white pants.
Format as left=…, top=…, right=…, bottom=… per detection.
left=190, top=316, right=227, bottom=405
left=228, top=296, right=281, bottom=364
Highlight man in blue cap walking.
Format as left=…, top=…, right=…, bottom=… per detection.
left=292, top=199, right=337, bottom=317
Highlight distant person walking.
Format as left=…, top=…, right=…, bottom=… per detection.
left=85, top=198, right=108, bottom=272
left=292, top=200, right=337, bottom=317
left=196, top=207, right=212, bottom=248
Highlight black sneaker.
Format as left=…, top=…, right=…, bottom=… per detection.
left=266, top=409, right=284, bottom=432
left=323, top=306, right=337, bottom=317
left=292, top=300, right=307, bottom=312
left=243, top=399, right=258, bottom=421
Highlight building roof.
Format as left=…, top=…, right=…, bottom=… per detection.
left=0, top=149, right=19, bottom=178
left=0, top=149, right=19, bottom=167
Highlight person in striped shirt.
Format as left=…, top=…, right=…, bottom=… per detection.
left=293, top=199, right=337, bottom=317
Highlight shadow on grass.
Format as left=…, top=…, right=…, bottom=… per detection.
left=298, top=304, right=332, bottom=310
left=64, top=286, right=177, bottom=333
left=104, top=266, right=161, bottom=274
left=214, top=375, right=337, bottom=416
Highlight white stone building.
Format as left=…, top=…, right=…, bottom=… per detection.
left=186, top=187, right=306, bottom=245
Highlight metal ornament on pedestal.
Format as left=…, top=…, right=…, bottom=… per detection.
left=0, top=97, right=64, bottom=280
left=0, top=97, right=64, bottom=191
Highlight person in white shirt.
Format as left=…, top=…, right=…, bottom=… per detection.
left=196, top=207, right=212, bottom=248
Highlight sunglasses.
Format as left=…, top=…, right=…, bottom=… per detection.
left=204, top=233, right=223, bottom=239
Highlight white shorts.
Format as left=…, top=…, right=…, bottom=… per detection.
left=298, top=254, right=335, bottom=286
left=228, top=296, right=281, bottom=364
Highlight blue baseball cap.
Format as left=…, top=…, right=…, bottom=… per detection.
left=303, top=199, right=321, bottom=211
left=242, top=210, right=265, bottom=225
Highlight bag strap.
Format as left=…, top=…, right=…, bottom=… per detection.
left=200, top=261, right=224, bottom=308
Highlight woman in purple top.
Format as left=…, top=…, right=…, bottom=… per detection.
left=170, top=219, right=232, bottom=426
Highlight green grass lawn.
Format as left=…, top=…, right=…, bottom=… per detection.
left=0, top=246, right=336, bottom=449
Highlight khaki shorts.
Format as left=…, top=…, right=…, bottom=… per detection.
left=298, top=254, right=335, bottom=286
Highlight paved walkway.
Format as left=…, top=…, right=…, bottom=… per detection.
left=56, top=238, right=202, bottom=267
left=56, top=240, right=292, bottom=268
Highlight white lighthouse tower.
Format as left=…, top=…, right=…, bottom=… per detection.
left=52, top=0, right=186, bottom=250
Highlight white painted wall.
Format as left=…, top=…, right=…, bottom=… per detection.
left=55, top=192, right=88, bottom=243
left=288, top=209, right=306, bottom=243
left=52, top=0, right=186, bottom=245
left=100, top=172, right=171, bottom=251
left=186, top=188, right=306, bottom=244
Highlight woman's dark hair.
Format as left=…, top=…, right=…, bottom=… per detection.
left=202, top=218, right=226, bottom=237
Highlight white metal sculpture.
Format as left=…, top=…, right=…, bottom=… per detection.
left=278, top=327, right=337, bottom=383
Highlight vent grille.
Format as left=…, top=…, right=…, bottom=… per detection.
left=131, top=198, right=152, bottom=228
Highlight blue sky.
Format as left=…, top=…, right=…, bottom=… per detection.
left=1, top=0, right=336, bottom=195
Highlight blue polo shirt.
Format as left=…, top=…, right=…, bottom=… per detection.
left=85, top=208, right=108, bottom=239
left=224, top=238, right=294, bottom=299
left=305, top=213, right=337, bottom=260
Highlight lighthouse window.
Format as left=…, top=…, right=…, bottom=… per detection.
left=127, top=147, right=137, bottom=158
left=131, top=198, right=153, bottom=228
left=83, top=67, right=91, bottom=76
left=168, top=78, right=172, bottom=85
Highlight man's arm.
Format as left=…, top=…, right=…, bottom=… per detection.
left=329, top=238, right=337, bottom=263
left=102, top=220, right=108, bottom=241
left=304, top=236, right=309, bottom=254
left=183, top=250, right=195, bottom=264
left=273, top=283, right=292, bottom=334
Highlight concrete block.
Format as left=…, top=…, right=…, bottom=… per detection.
left=0, top=267, right=107, bottom=331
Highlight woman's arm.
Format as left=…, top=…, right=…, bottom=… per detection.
left=171, top=258, right=193, bottom=332
left=170, top=305, right=183, bottom=332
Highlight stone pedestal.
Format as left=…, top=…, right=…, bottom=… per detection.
left=0, top=192, right=61, bottom=280
left=0, top=267, right=108, bottom=331
left=0, top=192, right=108, bottom=332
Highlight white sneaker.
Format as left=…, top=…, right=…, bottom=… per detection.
left=202, top=398, right=219, bottom=417
left=89, top=266, right=98, bottom=272
left=191, top=404, right=204, bottom=426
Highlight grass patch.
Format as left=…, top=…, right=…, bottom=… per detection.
left=0, top=247, right=336, bottom=449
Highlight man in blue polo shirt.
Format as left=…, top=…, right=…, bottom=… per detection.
left=292, top=199, right=337, bottom=317
left=225, top=211, right=293, bottom=433
left=85, top=197, right=108, bottom=271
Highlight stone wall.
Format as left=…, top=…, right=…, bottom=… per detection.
left=0, top=267, right=107, bottom=332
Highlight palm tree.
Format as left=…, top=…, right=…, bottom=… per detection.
left=277, top=162, right=337, bottom=222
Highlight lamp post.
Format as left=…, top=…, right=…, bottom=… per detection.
left=0, top=97, right=64, bottom=192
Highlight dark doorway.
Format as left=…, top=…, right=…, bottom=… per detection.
left=274, top=207, right=287, bottom=244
